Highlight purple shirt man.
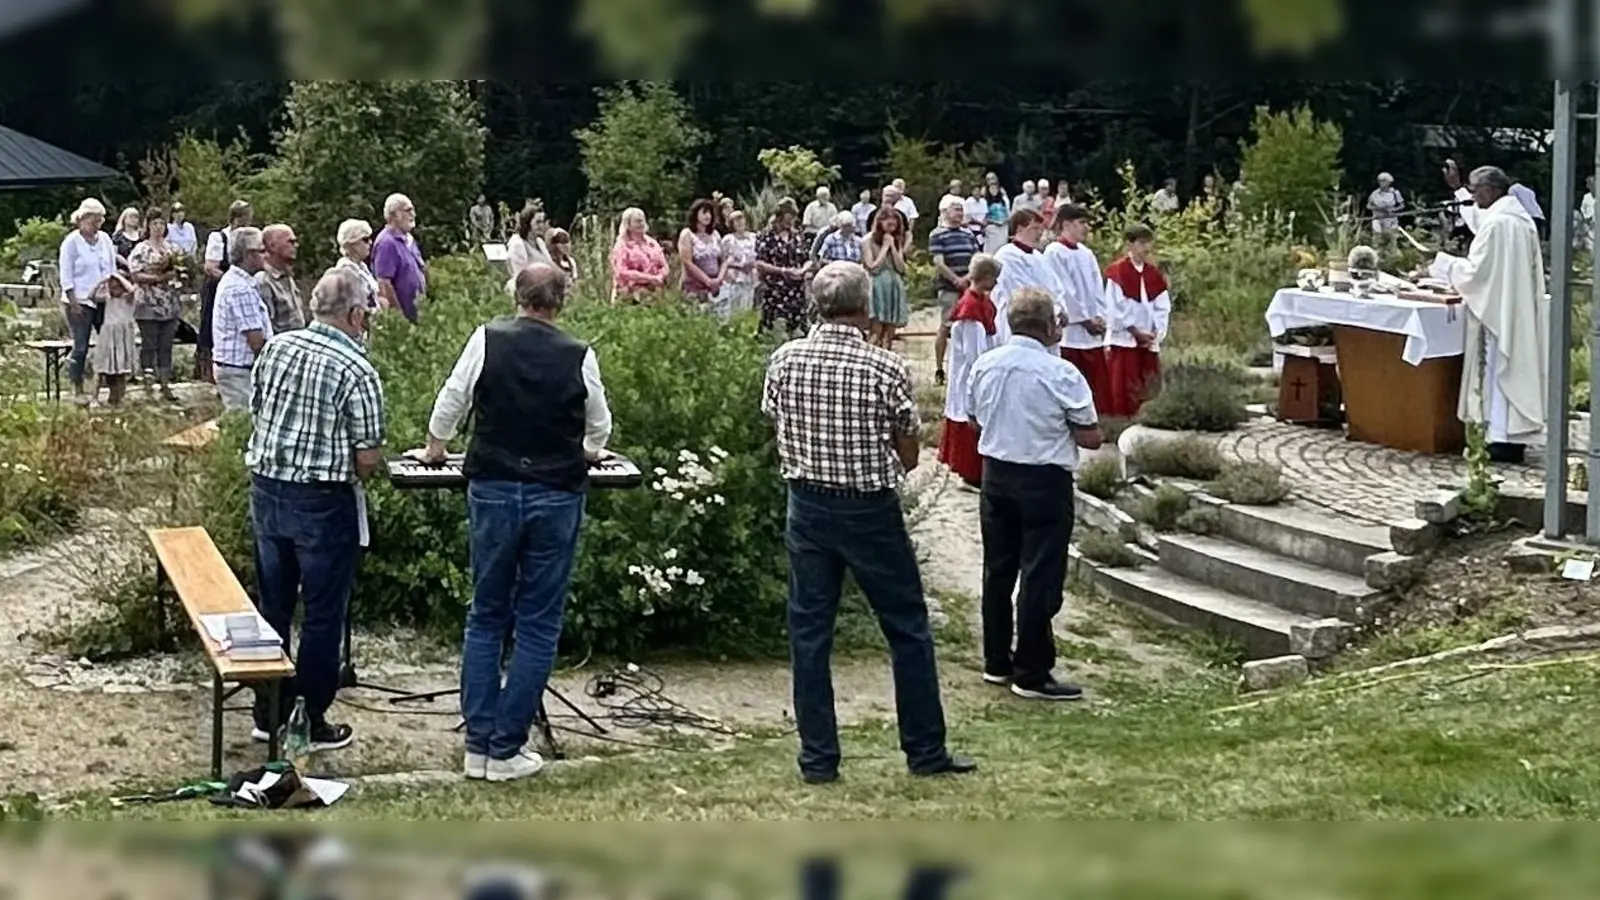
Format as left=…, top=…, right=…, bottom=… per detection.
left=373, top=193, right=426, bottom=322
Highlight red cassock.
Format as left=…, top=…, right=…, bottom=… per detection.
left=1102, top=256, right=1168, bottom=418
left=1061, top=346, right=1112, bottom=415
left=938, top=288, right=997, bottom=487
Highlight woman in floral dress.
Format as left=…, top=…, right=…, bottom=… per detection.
left=677, top=199, right=724, bottom=310
left=128, top=207, right=184, bottom=401
left=609, top=207, right=668, bottom=303
left=718, top=211, right=758, bottom=321
left=754, top=197, right=809, bottom=335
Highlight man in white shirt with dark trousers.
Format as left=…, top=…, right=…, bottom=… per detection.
left=422, top=262, right=612, bottom=784
left=966, top=287, right=1102, bottom=702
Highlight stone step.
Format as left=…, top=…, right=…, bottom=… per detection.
left=1158, top=532, right=1377, bottom=620
left=1078, top=555, right=1321, bottom=659
left=1204, top=499, right=1390, bottom=577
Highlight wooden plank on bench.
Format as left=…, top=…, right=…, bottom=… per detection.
left=146, top=526, right=293, bottom=683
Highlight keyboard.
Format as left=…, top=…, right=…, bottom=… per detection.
left=387, top=453, right=643, bottom=490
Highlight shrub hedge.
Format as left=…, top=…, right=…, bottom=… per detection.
left=195, top=256, right=792, bottom=659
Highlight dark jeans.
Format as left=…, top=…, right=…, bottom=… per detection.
left=249, top=475, right=361, bottom=727
left=785, top=483, right=950, bottom=776
left=979, top=460, right=1075, bottom=688
left=461, top=479, right=585, bottom=760
left=136, top=318, right=179, bottom=381
left=65, top=303, right=95, bottom=388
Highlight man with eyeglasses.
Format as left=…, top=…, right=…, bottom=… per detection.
left=373, top=192, right=427, bottom=324
left=209, top=226, right=272, bottom=412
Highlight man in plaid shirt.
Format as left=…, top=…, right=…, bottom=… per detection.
left=762, top=260, right=974, bottom=784
left=245, top=267, right=385, bottom=753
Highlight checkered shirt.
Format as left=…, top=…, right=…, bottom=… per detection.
left=246, top=322, right=385, bottom=484
left=212, top=267, right=274, bottom=367
left=761, top=322, right=919, bottom=492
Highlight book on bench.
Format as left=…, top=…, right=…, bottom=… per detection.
left=199, top=613, right=285, bottom=662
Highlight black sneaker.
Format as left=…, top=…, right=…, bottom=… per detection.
left=981, top=669, right=1011, bottom=686
left=1010, top=679, right=1085, bottom=702
left=309, top=722, right=355, bottom=752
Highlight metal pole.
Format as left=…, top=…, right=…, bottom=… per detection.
left=1590, top=80, right=1600, bottom=542
left=1546, top=81, right=1575, bottom=539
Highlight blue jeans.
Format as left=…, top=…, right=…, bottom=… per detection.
left=461, top=479, right=585, bottom=760
left=66, top=303, right=95, bottom=388
left=785, top=484, right=951, bottom=776
left=249, top=475, right=360, bottom=727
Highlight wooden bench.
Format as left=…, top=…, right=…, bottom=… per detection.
left=148, top=526, right=295, bottom=779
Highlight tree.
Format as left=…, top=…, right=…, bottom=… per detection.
left=274, top=81, right=485, bottom=267
left=1237, top=105, right=1343, bottom=243
left=575, top=82, right=707, bottom=225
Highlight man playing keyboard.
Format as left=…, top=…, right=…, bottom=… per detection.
left=419, top=262, right=613, bottom=783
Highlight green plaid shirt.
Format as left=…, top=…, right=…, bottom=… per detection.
left=246, top=323, right=385, bottom=483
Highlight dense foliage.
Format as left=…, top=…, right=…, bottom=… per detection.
left=1237, top=105, right=1345, bottom=243
left=275, top=81, right=486, bottom=268
left=576, top=83, right=707, bottom=224
left=194, top=256, right=791, bottom=658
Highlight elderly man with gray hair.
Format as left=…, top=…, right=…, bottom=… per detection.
left=423, top=262, right=613, bottom=783
left=373, top=192, right=426, bottom=323
left=1431, top=164, right=1549, bottom=463
left=966, top=286, right=1103, bottom=702
left=209, top=225, right=272, bottom=411
left=245, top=266, right=385, bottom=752
left=762, top=260, right=974, bottom=785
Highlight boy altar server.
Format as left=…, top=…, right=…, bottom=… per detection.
left=1104, top=224, right=1170, bottom=418
left=990, top=208, right=1057, bottom=346
left=1043, top=204, right=1110, bottom=409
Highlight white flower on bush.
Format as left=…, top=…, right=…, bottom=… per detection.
left=625, top=561, right=708, bottom=612
left=650, top=448, right=726, bottom=515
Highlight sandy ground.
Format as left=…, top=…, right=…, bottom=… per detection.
left=0, top=311, right=1198, bottom=802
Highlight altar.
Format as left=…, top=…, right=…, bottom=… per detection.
left=1265, top=288, right=1468, bottom=455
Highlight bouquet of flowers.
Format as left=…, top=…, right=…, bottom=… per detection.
left=151, top=250, right=200, bottom=289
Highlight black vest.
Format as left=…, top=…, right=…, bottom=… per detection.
left=462, top=316, right=591, bottom=492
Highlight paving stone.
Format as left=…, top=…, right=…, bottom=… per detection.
left=1389, top=518, right=1442, bottom=555
left=1364, top=551, right=1427, bottom=591
left=1415, top=490, right=1463, bottom=525
left=1289, top=618, right=1354, bottom=659
left=1240, top=655, right=1309, bottom=692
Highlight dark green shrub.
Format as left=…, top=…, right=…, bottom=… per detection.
left=1077, top=530, right=1142, bottom=568
left=1077, top=457, right=1122, bottom=501
left=1176, top=506, right=1222, bottom=535
left=192, top=256, right=790, bottom=659
left=1128, top=435, right=1225, bottom=480
left=1137, top=363, right=1249, bottom=432
left=1208, top=462, right=1291, bottom=505
left=1136, top=485, right=1192, bottom=532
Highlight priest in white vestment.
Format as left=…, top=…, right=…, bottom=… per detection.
left=1429, top=164, right=1548, bottom=464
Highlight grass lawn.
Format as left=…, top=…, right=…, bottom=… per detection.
left=71, top=653, right=1600, bottom=822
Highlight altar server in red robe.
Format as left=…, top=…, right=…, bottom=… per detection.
left=989, top=209, right=1053, bottom=346
left=1104, top=224, right=1171, bottom=417
left=1043, top=203, right=1110, bottom=409
left=938, top=254, right=1002, bottom=487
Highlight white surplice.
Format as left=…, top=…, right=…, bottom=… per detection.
left=942, top=319, right=999, bottom=423
left=1430, top=191, right=1548, bottom=443
left=990, top=241, right=1057, bottom=346
left=1042, top=239, right=1107, bottom=351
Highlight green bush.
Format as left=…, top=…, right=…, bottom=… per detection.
left=276, top=81, right=486, bottom=268
left=1137, top=363, right=1249, bottom=432
left=1077, top=530, right=1142, bottom=568
left=1136, top=484, right=1191, bottom=532
left=1237, top=105, right=1343, bottom=243
left=1076, top=456, right=1123, bottom=501
left=758, top=146, right=840, bottom=197
left=193, top=255, right=790, bottom=659
left=1208, top=462, right=1291, bottom=505
left=577, top=82, right=707, bottom=223
left=0, top=215, right=68, bottom=276
left=1127, top=434, right=1225, bottom=480
left=1176, top=506, right=1221, bottom=535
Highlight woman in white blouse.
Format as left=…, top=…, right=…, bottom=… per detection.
left=505, top=206, right=553, bottom=292
left=58, top=198, right=118, bottom=404
left=334, top=219, right=382, bottom=311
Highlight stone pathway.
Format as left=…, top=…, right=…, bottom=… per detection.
left=1213, top=416, right=1587, bottom=525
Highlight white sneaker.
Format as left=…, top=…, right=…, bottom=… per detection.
left=485, top=749, right=546, bottom=783
left=463, top=752, right=488, bottom=780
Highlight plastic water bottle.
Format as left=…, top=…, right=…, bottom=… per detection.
left=285, top=697, right=311, bottom=771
